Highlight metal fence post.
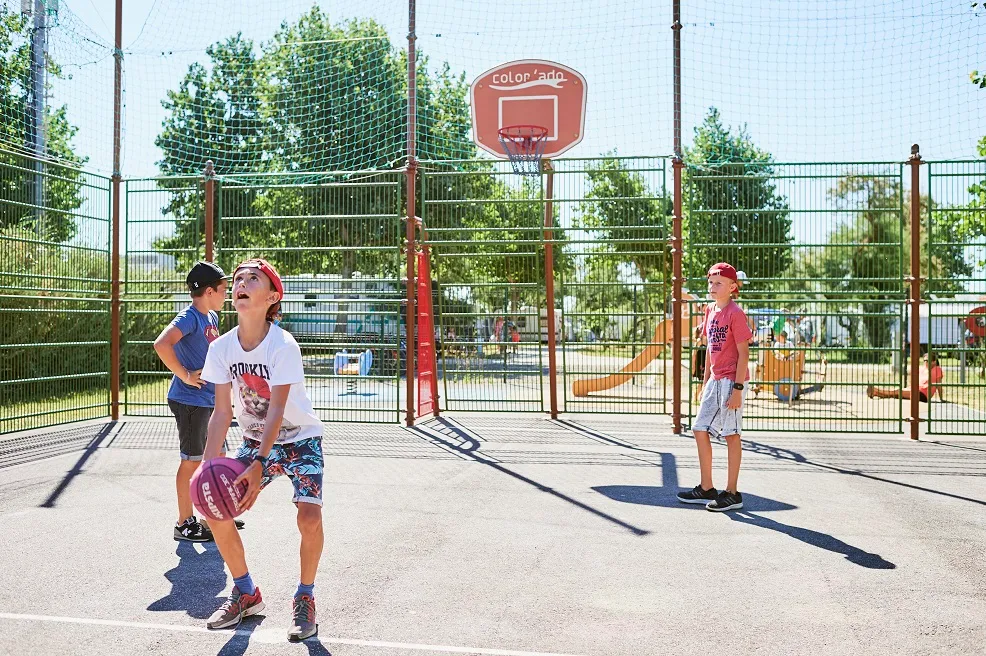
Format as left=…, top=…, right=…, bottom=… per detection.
left=204, top=160, right=215, bottom=262
left=907, top=145, right=922, bottom=440
left=543, top=159, right=559, bottom=419
left=110, top=0, right=123, bottom=421
left=671, top=158, right=684, bottom=434
left=404, top=0, right=417, bottom=427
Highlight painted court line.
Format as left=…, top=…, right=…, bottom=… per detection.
left=0, top=612, right=586, bottom=656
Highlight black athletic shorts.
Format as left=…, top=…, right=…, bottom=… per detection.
left=168, top=400, right=212, bottom=461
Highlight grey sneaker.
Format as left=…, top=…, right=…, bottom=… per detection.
left=174, top=516, right=212, bottom=542
left=287, top=594, right=317, bottom=642
left=207, top=586, right=265, bottom=630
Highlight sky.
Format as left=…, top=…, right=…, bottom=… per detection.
left=15, top=0, right=985, bottom=291
left=43, top=0, right=986, bottom=177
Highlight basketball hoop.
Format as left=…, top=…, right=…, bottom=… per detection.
left=497, top=125, right=548, bottom=176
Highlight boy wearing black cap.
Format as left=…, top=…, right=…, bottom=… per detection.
left=154, top=261, right=236, bottom=541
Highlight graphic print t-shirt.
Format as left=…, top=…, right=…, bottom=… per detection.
left=703, top=301, right=754, bottom=382
left=167, top=306, right=221, bottom=407
left=202, top=325, right=323, bottom=443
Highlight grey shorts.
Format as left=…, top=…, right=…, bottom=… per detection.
left=168, top=400, right=212, bottom=461
left=693, top=377, right=747, bottom=438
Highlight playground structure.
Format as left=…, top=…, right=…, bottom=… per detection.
left=334, top=350, right=374, bottom=394
left=572, top=293, right=702, bottom=397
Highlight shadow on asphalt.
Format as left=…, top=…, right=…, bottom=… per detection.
left=147, top=541, right=227, bottom=619
left=216, top=615, right=265, bottom=656
left=414, top=417, right=651, bottom=536
left=592, top=485, right=797, bottom=512
left=726, top=512, right=897, bottom=569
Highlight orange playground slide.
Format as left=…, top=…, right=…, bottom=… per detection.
left=572, top=310, right=702, bottom=397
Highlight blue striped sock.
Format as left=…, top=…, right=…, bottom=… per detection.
left=295, top=582, right=314, bottom=599
left=233, top=573, right=256, bottom=596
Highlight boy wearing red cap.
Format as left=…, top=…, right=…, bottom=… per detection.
left=200, top=258, right=323, bottom=641
left=677, top=262, right=753, bottom=511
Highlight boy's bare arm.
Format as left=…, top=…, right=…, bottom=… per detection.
left=153, top=325, right=204, bottom=388
left=203, top=383, right=234, bottom=460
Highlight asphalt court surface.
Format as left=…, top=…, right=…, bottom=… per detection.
left=1, top=414, right=985, bottom=655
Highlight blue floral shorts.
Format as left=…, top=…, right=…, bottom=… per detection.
left=235, top=437, right=324, bottom=506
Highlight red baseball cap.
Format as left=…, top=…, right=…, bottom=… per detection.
left=234, top=258, right=283, bottom=321
left=234, top=258, right=283, bottom=298
left=707, top=262, right=738, bottom=282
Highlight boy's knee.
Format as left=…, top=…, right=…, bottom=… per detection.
left=723, top=433, right=741, bottom=443
left=296, top=504, right=323, bottom=533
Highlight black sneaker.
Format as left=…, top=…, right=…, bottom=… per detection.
left=706, top=490, right=743, bottom=512
left=677, top=485, right=718, bottom=505
left=198, top=518, right=245, bottom=540
left=174, top=516, right=213, bottom=542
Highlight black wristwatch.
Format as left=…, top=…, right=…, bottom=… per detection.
left=254, top=454, right=270, bottom=469
left=733, top=383, right=745, bottom=390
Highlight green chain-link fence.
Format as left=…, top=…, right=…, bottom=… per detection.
left=925, top=160, right=986, bottom=435
left=1, top=149, right=112, bottom=433
left=685, top=162, right=907, bottom=433
left=122, top=171, right=403, bottom=424
left=423, top=160, right=547, bottom=412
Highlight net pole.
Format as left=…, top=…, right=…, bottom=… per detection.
left=671, top=158, right=684, bottom=434
left=672, top=0, right=682, bottom=158
left=908, top=145, right=922, bottom=440
left=110, top=0, right=123, bottom=421
left=404, top=0, right=417, bottom=427
left=543, top=159, right=559, bottom=418
left=204, top=160, right=215, bottom=262
left=671, top=0, right=684, bottom=433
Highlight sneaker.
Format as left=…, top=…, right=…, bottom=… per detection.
left=207, top=586, right=265, bottom=630
left=287, top=594, right=317, bottom=642
left=706, top=490, right=744, bottom=512
left=174, top=516, right=213, bottom=542
left=677, top=485, right=718, bottom=505
left=198, top=518, right=246, bottom=540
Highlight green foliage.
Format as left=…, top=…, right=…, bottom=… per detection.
left=0, top=7, right=85, bottom=243
left=154, top=9, right=476, bottom=275
left=684, top=108, right=793, bottom=283
left=0, top=226, right=110, bottom=403
left=576, top=156, right=671, bottom=283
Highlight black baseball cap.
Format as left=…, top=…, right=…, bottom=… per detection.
left=186, top=261, right=226, bottom=290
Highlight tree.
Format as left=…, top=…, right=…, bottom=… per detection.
left=683, top=108, right=792, bottom=285
left=813, top=175, right=973, bottom=355
left=154, top=10, right=477, bottom=276
left=576, top=156, right=671, bottom=283
left=0, top=6, right=85, bottom=243
left=574, top=156, right=672, bottom=341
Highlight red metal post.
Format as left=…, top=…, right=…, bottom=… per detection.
left=204, top=160, right=215, bottom=262
left=908, top=145, right=922, bottom=440
left=404, top=0, right=417, bottom=427
left=110, top=0, right=123, bottom=420
left=671, top=158, right=684, bottom=434
left=543, top=159, right=559, bottom=418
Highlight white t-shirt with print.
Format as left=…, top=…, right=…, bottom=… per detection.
left=202, top=324, right=323, bottom=444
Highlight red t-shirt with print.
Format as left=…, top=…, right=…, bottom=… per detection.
left=703, top=301, right=754, bottom=382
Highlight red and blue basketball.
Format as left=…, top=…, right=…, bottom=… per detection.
left=190, top=457, right=249, bottom=521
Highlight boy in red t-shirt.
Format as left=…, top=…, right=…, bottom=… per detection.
left=677, top=263, right=753, bottom=512
left=867, top=353, right=945, bottom=402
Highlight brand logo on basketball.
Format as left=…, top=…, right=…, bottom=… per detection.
left=219, top=472, right=242, bottom=510
left=201, top=481, right=224, bottom=519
